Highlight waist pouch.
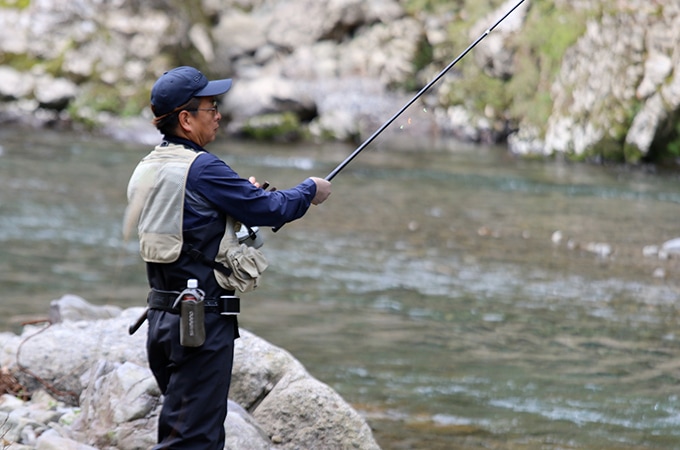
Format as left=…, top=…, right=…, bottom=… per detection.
left=181, top=218, right=268, bottom=294
left=214, top=217, right=269, bottom=293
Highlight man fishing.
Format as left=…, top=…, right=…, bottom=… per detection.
left=124, top=66, right=331, bottom=449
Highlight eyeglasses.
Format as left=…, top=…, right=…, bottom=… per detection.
left=185, top=101, right=219, bottom=116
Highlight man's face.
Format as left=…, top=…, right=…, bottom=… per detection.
left=183, top=96, right=221, bottom=146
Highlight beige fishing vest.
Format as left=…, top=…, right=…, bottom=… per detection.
left=124, top=143, right=202, bottom=263
left=124, top=143, right=269, bottom=292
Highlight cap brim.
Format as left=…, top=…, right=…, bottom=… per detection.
left=195, top=78, right=232, bottom=97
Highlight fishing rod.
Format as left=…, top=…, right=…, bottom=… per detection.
left=272, top=0, right=524, bottom=232
left=273, top=0, right=526, bottom=232
left=326, top=0, right=526, bottom=182
left=131, top=1, right=527, bottom=335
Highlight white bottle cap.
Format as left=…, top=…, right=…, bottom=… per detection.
left=187, top=279, right=198, bottom=289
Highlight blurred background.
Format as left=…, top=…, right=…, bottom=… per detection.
left=1, top=0, right=680, bottom=449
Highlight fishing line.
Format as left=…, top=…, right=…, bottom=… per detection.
left=273, top=0, right=526, bottom=232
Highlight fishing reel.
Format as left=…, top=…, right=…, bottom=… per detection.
left=236, top=225, right=264, bottom=249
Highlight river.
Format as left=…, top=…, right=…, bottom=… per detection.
left=1, top=125, right=680, bottom=449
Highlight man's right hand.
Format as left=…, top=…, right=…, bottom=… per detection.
left=310, top=177, right=331, bottom=205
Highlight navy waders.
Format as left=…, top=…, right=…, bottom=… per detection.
left=147, top=309, right=238, bottom=449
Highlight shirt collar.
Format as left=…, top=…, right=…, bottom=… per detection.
left=162, top=135, right=206, bottom=153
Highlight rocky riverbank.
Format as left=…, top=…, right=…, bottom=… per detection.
left=0, top=0, right=679, bottom=163
left=0, top=296, right=379, bottom=450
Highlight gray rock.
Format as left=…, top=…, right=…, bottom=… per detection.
left=224, top=400, right=274, bottom=450
left=4, top=0, right=676, bottom=159
left=35, top=429, right=98, bottom=450
left=213, top=10, right=268, bottom=61
left=469, top=0, right=530, bottom=79
left=625, top=93, right=666, bottom=155
left=253, top=370, right=379, bottom=450
left=33, top=76, right=79, bottom=110
left=636, top=52, right=674, bottom=99
left=0, top=299, right=379, bottom=449
left=233, top=329, right=379, bottom=450
left=662, top=237, right=680, bottom=255
left=49, top=295, right=122, bottom=323
left=540, top=1, right=680, bottom=159
left=0, top=66, right=34, bottom=100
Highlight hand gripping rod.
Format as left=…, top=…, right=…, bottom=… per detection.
left=274, top=0, right=526, bottom=232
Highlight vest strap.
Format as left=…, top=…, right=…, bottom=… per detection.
left=182, top=243, right=234, bottom=276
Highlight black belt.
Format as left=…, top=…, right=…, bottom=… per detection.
left=147, top=289, right=234, bottom=314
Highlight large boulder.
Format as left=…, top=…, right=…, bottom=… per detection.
left=232, top=330, right=379, bottom=449
left=0, top=296, right=380, bottom=450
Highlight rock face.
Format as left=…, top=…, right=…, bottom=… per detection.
left=0, top=0, right=424, bottom=144
left=0, top=296, right=380, bottom=450
left=540, top=0, right=680, bottom=161
left=0, top=0, right=679, bottom=161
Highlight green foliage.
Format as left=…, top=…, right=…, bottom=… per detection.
left=0, top=52, right=36, bottom=71
left=404, top=38, right=434, bottom=91
left=507, top=1, right=588, bottom=128
left=173, top=0, right=205, bottom=23
left=666, top=121, right=680, bottom=158
left=594, top=100, right=644, bottom=163
left=427, top=0, right=591, bottom=136
left=646, top=110, right=680, bottom=164
left=67, top=82, right=149, bottom=128
left=0, top=0, right=30, bottom=9
left=1, top=40, right=71, bottom=77
left=241, top=112, right=304, bottom=141
left=623, top=142, right=643, bottom=164
left=519, top=1, right=586, bottom=72
left=581, top=125, right=643, bottom=164
left=412, top=38, right=434, bottom=74
left=80, top=84, right=127, bottom=114
left=449, top=67, right=510, bottom=112
left=582, top=137, right=627, bottom=164
left=403, top=0, right=465, bottom=15
left=460, top=0, right=509, bottom=24
left=506, top=46, right=546, bottom=124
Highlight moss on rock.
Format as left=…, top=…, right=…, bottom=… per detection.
left=241, top=112, right=305, bottom=142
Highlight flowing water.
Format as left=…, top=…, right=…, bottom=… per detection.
left=1, top=126, right=680, bottom=449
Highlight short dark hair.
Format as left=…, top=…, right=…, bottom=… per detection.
left=154, top=97, right=202, bottom=135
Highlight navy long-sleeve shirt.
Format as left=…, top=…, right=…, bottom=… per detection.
left=165, top=136, right=316, bottom=230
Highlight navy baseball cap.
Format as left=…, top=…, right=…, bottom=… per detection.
left=150, top=66, right=232, bottom=117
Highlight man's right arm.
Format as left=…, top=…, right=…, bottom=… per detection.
left=190, top=155, right=326, bottom=227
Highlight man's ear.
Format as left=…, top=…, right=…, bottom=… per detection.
left=178, top=110, right=193, bottom=132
